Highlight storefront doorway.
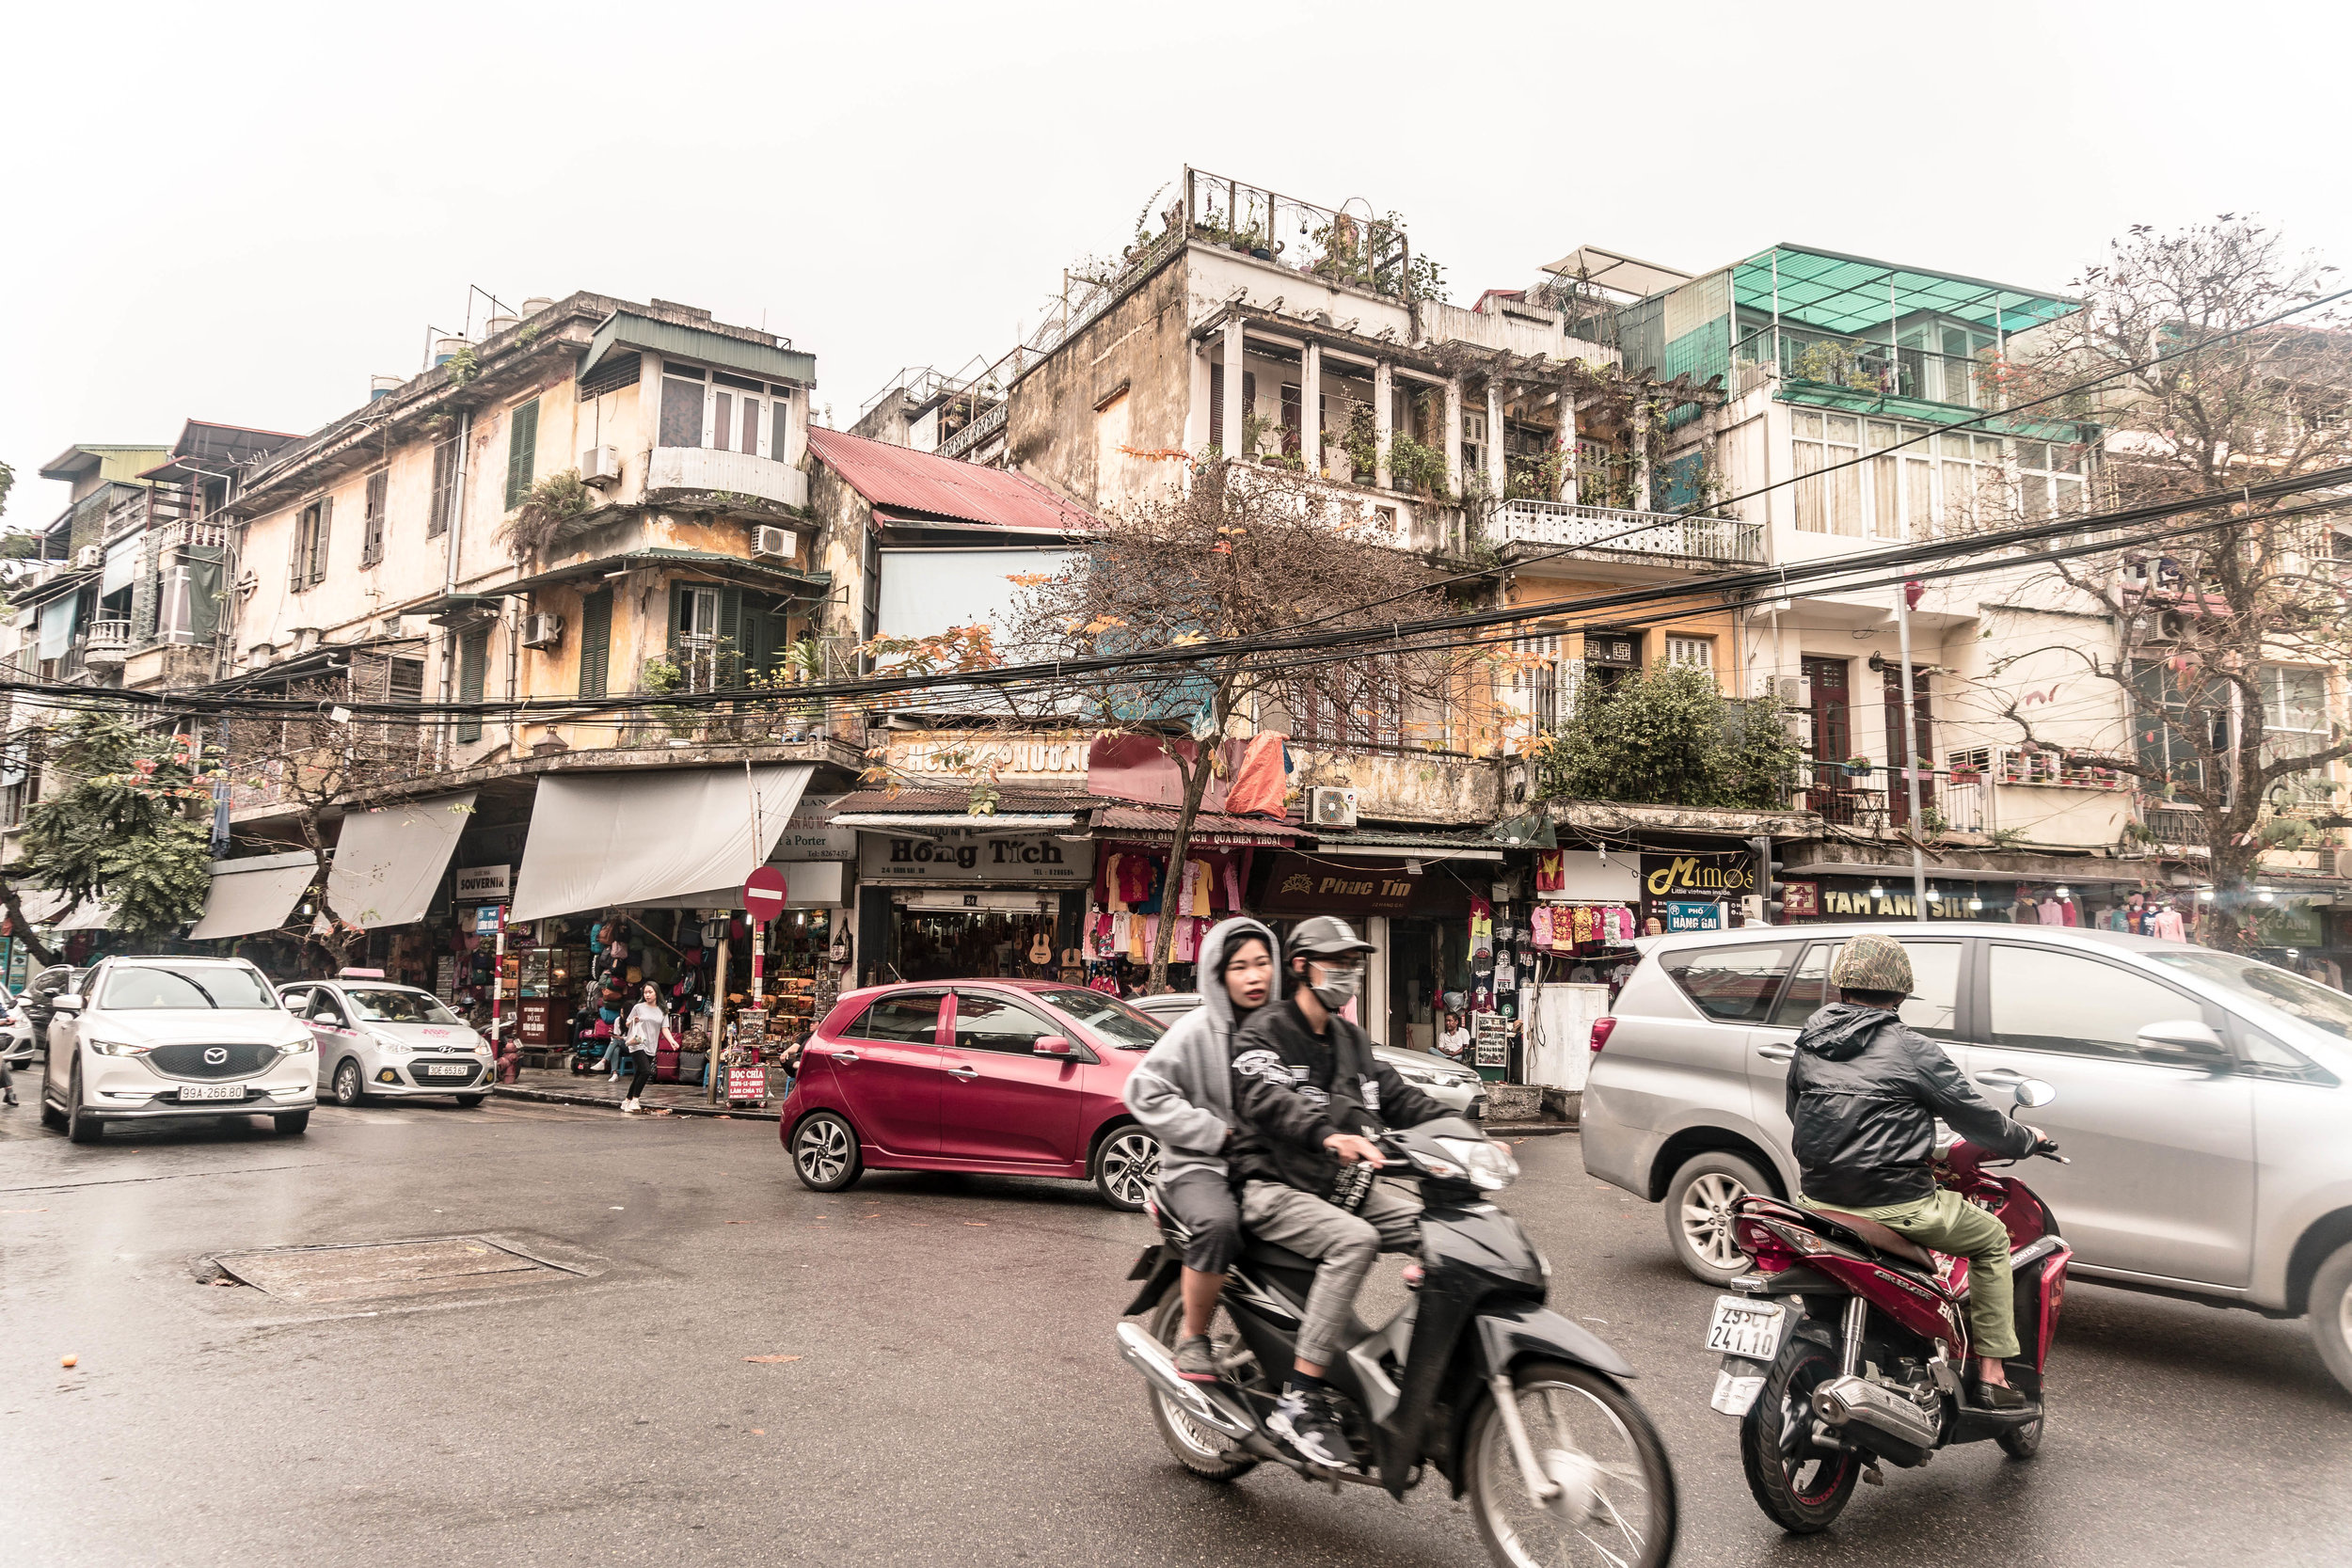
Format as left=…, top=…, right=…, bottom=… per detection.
left=890, top=895, right=1064, bottom=983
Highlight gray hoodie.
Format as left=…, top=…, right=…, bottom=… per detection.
left=1121, top=917, right=1279, bottom=1183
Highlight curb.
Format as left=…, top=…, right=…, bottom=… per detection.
left=491, top=1084, right=782, bottom=1122
left=1482, top=1121, right=1579, bottom=1138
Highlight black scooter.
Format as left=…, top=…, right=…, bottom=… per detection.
left=1118, top=1116, right=1677, bottom=1568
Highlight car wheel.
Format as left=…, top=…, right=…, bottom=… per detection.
left=1664, top=1150, right=1772, bottom=1286
left=274, top=1110, right=311, bottom=1136
left=790, top=1112, right=863, bottom=1193
left=332, top=1058, right=366, bottom=1107
left=454, top=1094, right=485, bottom=1108
left=66, top=1062, right=103, bottom=1144
left=2310, top=1240, right=2352, bottom=1396
left=1092, top=1124, right=1160, bottom=1212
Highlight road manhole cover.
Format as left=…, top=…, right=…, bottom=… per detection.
left=209, top=1237, right=579, bottom=1303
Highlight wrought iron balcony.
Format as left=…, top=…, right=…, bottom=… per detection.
left=1487, top=499, right=1765, bottom=568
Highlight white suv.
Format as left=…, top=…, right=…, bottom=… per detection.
left=41, top=957, right=317, bottom=1142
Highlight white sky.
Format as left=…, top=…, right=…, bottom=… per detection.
left=5, top=0, right=2346, bottom=526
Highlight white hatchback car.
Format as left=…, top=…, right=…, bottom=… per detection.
left=41, top=956, right=317, bottom=1142
left=283, top=976, right=493, bottom=1106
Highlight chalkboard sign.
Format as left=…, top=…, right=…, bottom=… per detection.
left=1472, top=1013, right=1510, bottom=1069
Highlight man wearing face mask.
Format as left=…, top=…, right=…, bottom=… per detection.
left=1226, top=916, right=1447, bottom=1468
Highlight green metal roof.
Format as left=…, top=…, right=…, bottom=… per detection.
left=1731, top=245, right=2077, bottom=337
left=577, top=310, right=816, bottom=389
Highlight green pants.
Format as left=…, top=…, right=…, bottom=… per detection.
left=1801, top=1188, right=2018, bottom=1360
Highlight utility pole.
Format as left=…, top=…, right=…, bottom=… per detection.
left=1897, top=580, right=1930, bottom=922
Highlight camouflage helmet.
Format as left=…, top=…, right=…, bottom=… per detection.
left=1830, top=932, right=1913, bottom=996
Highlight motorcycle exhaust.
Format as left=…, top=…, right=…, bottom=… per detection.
left=1116, top=1322, right=1255, bottom=1440
left=1811, top=1374, right=1940, bottom=1467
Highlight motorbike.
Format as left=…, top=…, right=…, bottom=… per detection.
left=1117, top=1115, right=1677, bottom=1568
left=1707, top=1078, right=2073, bottom=1533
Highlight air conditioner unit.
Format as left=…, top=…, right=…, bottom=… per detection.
left=2140, top=610, right=2185, bottom=646
left=1309, top=785, right=1359, bottom=830
left=74, top=546, right=102, bottom=570
left=1762, top=674, right=1803, bottom=705
left=520, top=613, right=563, bottom=650
left=751, top=525, right=794, bottom=561
left=580, top=446, right=622, bottom=489
left=2336, top=848, right=2352, bottom=880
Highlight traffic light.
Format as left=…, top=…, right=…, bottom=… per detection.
left=1751, top=835, right=1787, bottom=924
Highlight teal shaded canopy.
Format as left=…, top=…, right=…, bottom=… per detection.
left=1732, top=245, right=2077, bottom=337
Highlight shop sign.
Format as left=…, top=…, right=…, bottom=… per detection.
left=884, top=730, right=1090, bottom=783
left=775, top=799, right=857, bottom=862
left=1782, top=880, right=1820, bottom=918
left=1583, top=631, right=1639, bottom=667
left=726, top=1065, right=767, bottom=1101
left=1472, top=1013, right=1510, bottom=1069
left=1641, top=852, right=1756, bottom=900
left=1259, top=852, right=1418, bottom=916
left=1806, top=877, right=1978, bottom=921
left=453, top=864, right=511, bottom=901
left=858, top=832, right=1094, bottom=885
left=1661, top=900, right=1723, bottom=933
left=473, top=905, right=503, bottom=935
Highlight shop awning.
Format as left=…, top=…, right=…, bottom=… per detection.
left=510, top=765, right=813, bottom=923
left=326, top=791, right=477, bottom=929
left=831, top=812, right=1076, bottom=834
left=190, top=853, right=318, bottom=940
left=51, top=899, right=117, bottom=931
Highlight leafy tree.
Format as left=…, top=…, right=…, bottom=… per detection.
left=12, top=715, right=215, bottom=948
left=1988, top=218, right=2352, bottom=946
left=1536, top=663, right=1801, bottom=809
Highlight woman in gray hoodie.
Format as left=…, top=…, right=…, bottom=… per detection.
left=1121, top=916, right=1278, bottom=1384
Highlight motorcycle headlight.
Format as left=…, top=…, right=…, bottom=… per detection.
left=1435, top=1136, right=1519, bottom=1192
left=88, top=1037, right=153, bottom=1057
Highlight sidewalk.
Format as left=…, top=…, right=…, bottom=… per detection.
left=492, top=1065, right=783, bottom=1121
left=491, top=1065, right=1573, bottom=1135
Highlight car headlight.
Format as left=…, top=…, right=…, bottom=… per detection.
left=1398, top=1068, right=1436, bottom=1085
left=373, top=1033, right=410, bottom=1053
left=1435, top=1136, right=1519, bottom=1192
left=281, top=1036, right=316, bottom=1054
left=88, top=1037, right=153, bottom=1057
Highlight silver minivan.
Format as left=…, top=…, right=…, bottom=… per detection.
left=1582, top=921, right=2352, bottom=1393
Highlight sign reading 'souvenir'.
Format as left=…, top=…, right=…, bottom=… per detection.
left=857, top=833, right=1095, bottom=884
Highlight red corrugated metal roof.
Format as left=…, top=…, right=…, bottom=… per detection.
left=806, top=427, right=1097, bottom=532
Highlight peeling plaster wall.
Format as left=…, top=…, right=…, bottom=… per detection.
left=1003, top=261, right=1192, bottom=510
left=1289, top=746, right=1500, bottom=825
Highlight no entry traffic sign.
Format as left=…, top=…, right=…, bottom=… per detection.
left=743, top=864, right=788, bottom=921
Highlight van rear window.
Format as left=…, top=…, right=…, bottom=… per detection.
left=1659, top=943, right=1798, bottom=1023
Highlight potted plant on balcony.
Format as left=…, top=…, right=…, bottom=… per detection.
left=1844, top=755, right=1874, bottom=780
left=1947, top=757, right=1981, bottom=784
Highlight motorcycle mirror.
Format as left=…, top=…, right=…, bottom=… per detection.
left=2012, top=1079, right=2057, bottom=1109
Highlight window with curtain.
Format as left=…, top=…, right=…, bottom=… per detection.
left=1791, top=411, right=1861, bottom=534
left=2262, top=665, right=2331, bottom=805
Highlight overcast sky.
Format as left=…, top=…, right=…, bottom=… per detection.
left=5, top=0, right=2344, bottom=524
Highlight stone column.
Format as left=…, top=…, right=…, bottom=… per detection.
left=1443, top=377, right=1464, bottom=499
left=1221, top=315, right=1247, bottom=458
left=1374, top=360, right=1394, bottom=489
left=1302, top=341, right=1323, bottom=476
left=1560, top=393, right=1580, bottom=504
left=1486, top=381, right=1507, bottom=499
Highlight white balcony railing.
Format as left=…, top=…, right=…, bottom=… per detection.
left=1487, top=499, right=1766, bottom=567
left=644, top=446, right=808, bottom=512
left=82, top=618, right=134, bottom=667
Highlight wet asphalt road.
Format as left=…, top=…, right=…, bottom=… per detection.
left=3, top=1082, right=2347, bottom=1568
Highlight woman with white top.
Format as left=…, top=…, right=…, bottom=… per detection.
left=620, top=983, right=677, bottom=1114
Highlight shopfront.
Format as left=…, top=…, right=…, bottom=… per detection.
left=1256, top=847, right=1494, bottom=1053
left=855, top=828, right=1094, bottom=986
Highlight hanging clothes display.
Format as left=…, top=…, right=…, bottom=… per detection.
left=1534, top=850, right=1565, bottom=895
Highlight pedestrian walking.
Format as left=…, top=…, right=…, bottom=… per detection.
left=620, top=983, right=676, bottom=1114
left=1, top=1044, right=16, bottom=1108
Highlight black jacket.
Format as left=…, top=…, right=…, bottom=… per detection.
left=1226, top=996, right=1447, bottom=1193
left=1787, top=1003, right=2038, bottom=1207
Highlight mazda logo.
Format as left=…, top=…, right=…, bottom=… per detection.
left=203, top=1047, right=228, bottom=1066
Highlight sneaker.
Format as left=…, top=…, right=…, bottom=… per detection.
left=1267, top=1386, right=1352, bottom=1469
left=1173, top=1335, right=1220, bottom=1385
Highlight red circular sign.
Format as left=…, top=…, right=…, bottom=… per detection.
left=742, top=864, right=788, bottom=918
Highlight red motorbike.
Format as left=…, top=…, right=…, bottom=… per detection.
left=1703, top=1083, right=2073, bottom=1533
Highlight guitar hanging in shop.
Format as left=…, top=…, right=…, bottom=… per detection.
left=1028, top=922, right=1056, bottom=968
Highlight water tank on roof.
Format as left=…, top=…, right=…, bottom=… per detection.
left=370, top=374, right=402, bottom=401
left=434, top=335, right=470, bottom=367
left=485, top=314, right=518, bottom=337
left=521, top=296, right=555, bottom=316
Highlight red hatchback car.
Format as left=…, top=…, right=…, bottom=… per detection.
left=780, top=980, right=1168, bottom=1209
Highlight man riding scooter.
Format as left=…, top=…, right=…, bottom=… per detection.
left=1226, top=915, right=1448, bottom=1467
left=1789, top=933, right=2054, bottom=1410
left=1121, top=918, right=1280, bottom=1386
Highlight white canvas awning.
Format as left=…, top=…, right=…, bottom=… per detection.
left=51, top=899, right=117, bottom=931
left=326, top=791, right=477, bottom=929
left=191, top=852, right=318, bottom=940
left=510, top=766, right=814, bottom=923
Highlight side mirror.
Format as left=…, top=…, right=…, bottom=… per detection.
left=2012, top=1078, right=2058, bottom=1109
left=2137, top=1019, right=2231, bottom=1071
left=51, top=993, right=83, bottom=1014
left=1033, top=1036, right=1079, bottom=1057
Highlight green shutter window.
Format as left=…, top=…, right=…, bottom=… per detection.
left=717, top=586, right=742, bottom=687
left=456, top=626, right=489, bottom=743
left=504, top=400, right=540, bottom=511
left=310, top=496, right=332, bottom=585
left=361, top=471, right=388, bottom=566
left=578, top=589, right=612, bottom=699
left=289, top=505, right=310, bottom=593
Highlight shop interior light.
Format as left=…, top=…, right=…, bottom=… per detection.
left=2055, top=885, right=2071, bottom=898
left=2199, top=888, right=2216, bottom=901
left=1868, top=881, right=1885, bottom=899
left=2258, top=889, right=2275, bottom=903
left=1969, top=897, right=1983, bottom=911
